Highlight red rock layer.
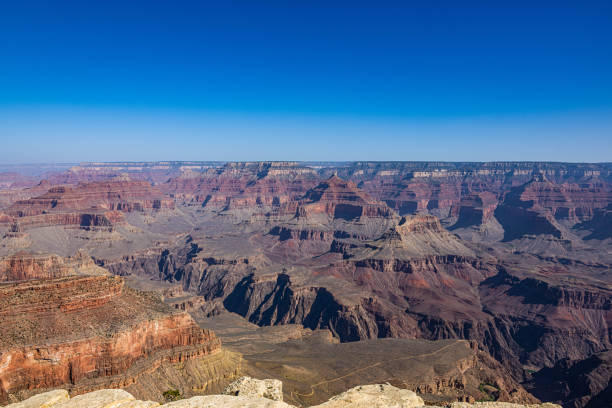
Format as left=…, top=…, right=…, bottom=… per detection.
left=316, top=163, right=612, bottom=237
left=0, top=253, right=72, bottom=281
left=291, top=175, right=395, bottom=220
left=2, top=212, right=121, bottom=229
left=6, top=180, right=173, bottom=217
left=164, top=162, right=319, bottom=209
left=510, top=176, right=610, bottom=223
left=0, top=274, right=220, bottom=402
left=0, top=180, right=54, bottom=209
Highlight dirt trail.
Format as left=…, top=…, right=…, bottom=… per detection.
left=292, top=340, right=465, bottom=399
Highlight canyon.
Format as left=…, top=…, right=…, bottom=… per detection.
left=0, top=161, right=610, bottom=408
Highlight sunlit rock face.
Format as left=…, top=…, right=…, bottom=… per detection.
left=0, top=255, right=221, bottom=403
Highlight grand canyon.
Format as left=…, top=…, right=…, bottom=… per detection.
left=0, top=161, right=610, bottom=408
left=3, top=1, right=610, bottom=406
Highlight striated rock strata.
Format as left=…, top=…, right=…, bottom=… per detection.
left=2, top=180, right=173, bottom=229
left=0, top=271, right=221, bottom=403
left=0, top=251, right=107, bottom=281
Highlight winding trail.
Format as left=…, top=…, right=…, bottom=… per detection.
left=291, top=340, right=466, bottom=400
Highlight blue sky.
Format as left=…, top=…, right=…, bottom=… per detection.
left=1, top=1, right=611, bottom=162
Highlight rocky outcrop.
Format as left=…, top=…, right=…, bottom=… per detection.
left=0, top=252, right=73, bottom=281
left=0, top=251, right=107, bottom=281
left=2, top=381, right=563, bottom=408
left=0, top=181, right=52, bottom=210
left=0, top=271, right=221, bottom=403
left=223, top=377, right=283, bottom=401
left=4, top=389, right=157, bottom=408
left=160, top=395, right=292, bottom=408
left=3, top=390, right=69, bottom=408
left=254, top=175, right=403, bottom=260
left=314, top=384, right=424, bottom=408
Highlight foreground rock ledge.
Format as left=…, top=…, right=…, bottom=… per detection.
left=3, top=379, right=562, bottom=408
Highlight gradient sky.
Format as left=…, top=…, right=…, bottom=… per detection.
left=1, top=1, right=611, bottom=163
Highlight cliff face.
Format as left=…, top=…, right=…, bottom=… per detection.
left=255, top=175, right=402, bottom=260
left=45, top=161, right=218, bottom=185
left=3, top=161, right=610, bottom=243
left=0, top=267, right=221, bottom=403
left=6, top=181, right=173, bottom=217
left=294, top=175, right=396, bottom=221
left=525, top=350, right=612, bottom=408
left=0, top=253, right=72, bottom=281
left=0, top=251, right=108, bottom=282
left=1, top=180, right=173, bottom=230
left=163, top=162, right=319, bottom=209
left=3, top=212, right=121, bottom=229
left=312, top=162, right=612, bottom=242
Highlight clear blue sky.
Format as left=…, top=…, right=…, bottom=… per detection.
left=1, top=1, right=611, bottom=163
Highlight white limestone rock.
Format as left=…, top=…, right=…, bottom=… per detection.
left=448, top=403, right=562, bottom=408
left=223, top=376, right=284, bottom=401
left=5, top=390, right=70, bottom=408
left=52, top=389, right=145, bottom=408
left=312, top=384, right=425, bottom=408
left=115, top=401, right=159, bottom=408
left=159, top=395, right=294, bottom=408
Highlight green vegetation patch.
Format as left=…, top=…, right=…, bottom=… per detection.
left=163, top=389, right=182, bottom=402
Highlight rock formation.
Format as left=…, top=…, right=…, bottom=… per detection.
left=1, top=179, right=173, bottom=230
left=2, top=379, right=563, bottom=408
left=223, top=377, right=283, bottom=401
left=0, top=253, right=222, bottom=404
left=313, top=384, right=424, bottom=408
left=0, top=251, right=107, bottom=281
left=163, top=162, right=319, bottom=210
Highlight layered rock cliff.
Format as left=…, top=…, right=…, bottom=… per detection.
left=163, top=162, right=319, bottom=210
left=0, top=251, right=107, bottom=281
left=1, top=179, right=173, bottom=229
left=0, top=260, right=222, bottom=403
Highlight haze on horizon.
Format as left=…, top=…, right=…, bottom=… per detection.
left=1, top=1, right=611, bottom=163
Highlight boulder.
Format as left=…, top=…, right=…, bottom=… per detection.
left=159, top=395, right=293, bottom=408
left=4, top=390, right=69, bottom=408
left=448, top=403, right=562, bottom=408
left=52, top=389, right=155, bottom=408
left=223, top=376, right=283, bottom=401
left=312, top=384, right=425, bottom=408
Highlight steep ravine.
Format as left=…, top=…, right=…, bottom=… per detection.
left=97, top=242, right=612, bottom=387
